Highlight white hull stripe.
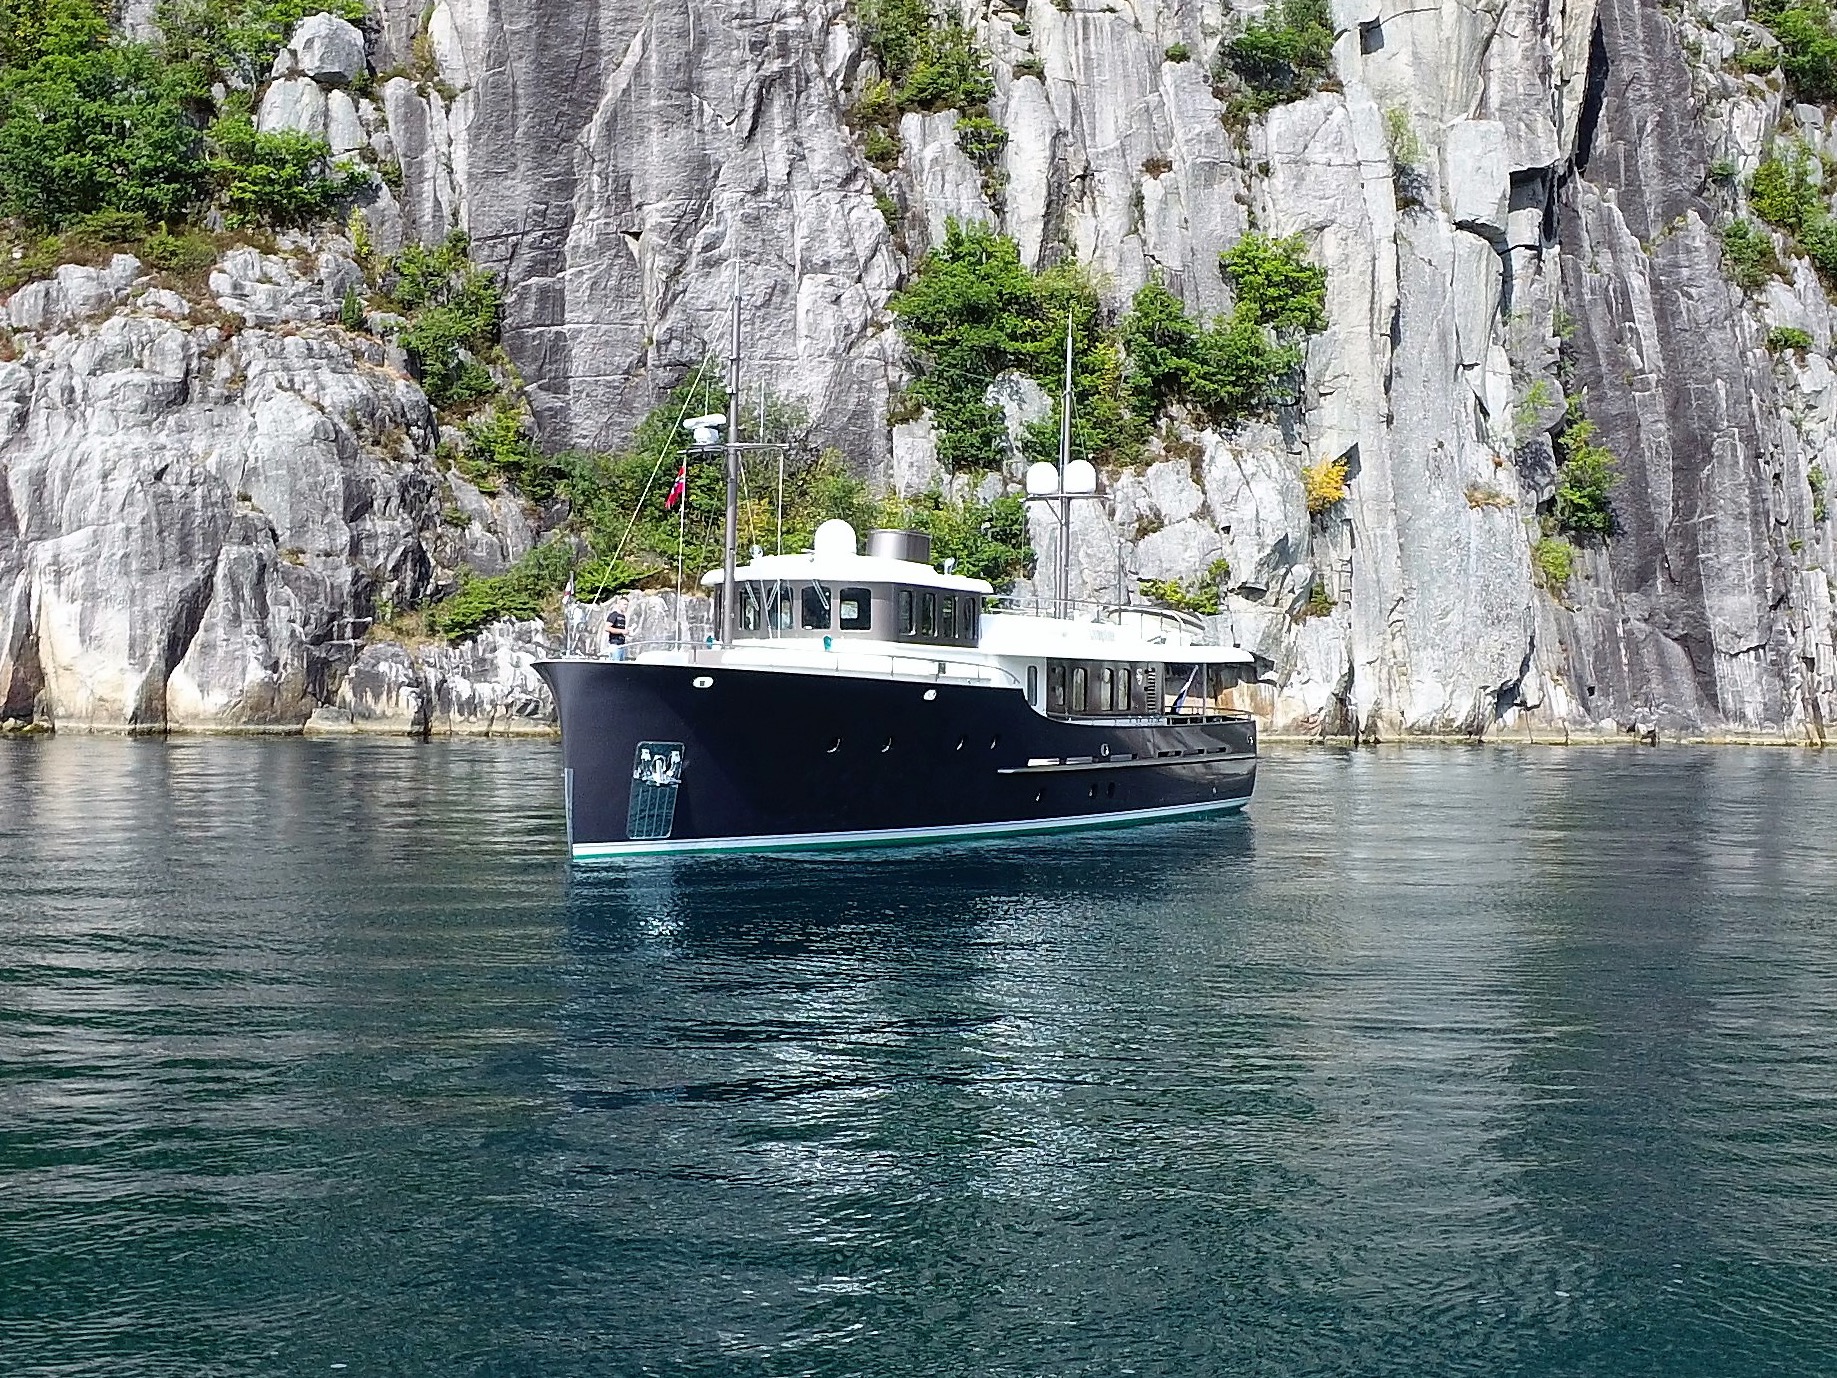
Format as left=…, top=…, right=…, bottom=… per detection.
left=569, top=795, right=1249, bottom=859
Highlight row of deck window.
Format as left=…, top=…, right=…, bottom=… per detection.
left=1030, top=659, right=1244, bottom=720
left=736, top=583, right=979, bottom=645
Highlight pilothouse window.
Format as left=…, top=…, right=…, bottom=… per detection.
left=940, top=595, right=955, bottom=639
left=920, top=592, right=937, bottom=637
left=962, top=598, right=979, bottom=640
left=899, top=589, right=915, bottom=635
left=839, top=588, right=872, bottom=631
left=768, top=583, right=795, bottom=631
left=801, top=584, right=832, bottom=630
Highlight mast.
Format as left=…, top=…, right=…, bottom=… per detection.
left=1057, top=315, right=1074, bottom=618
left=721, top=284, right=741, bottom=648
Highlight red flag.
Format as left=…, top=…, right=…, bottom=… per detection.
left=664, top=463, right=686, bottom=511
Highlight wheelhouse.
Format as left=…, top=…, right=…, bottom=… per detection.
left=703, top=525, right=991, bottom=651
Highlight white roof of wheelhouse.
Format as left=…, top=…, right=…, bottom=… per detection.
left=699, top=521, right=993, bottom=594
left=699, top=552, right=993, bottom=594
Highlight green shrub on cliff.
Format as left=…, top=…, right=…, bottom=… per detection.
left=209, top=105, right=357, bottom=226
left=0, top=26, right=210, bottom=228
left=1745, top=0, right=1837, bottom=103
left=1, top=0, right=108, bottom=68
left=1217, top=0, right=1334, bottom=114
left=891, top=221, right=1141, bottom=470
left=1221, top=232, right=1329, bottom=333
left=1719, top=218, right=1781, bottom=290
left=850, top=0, right=998, bottom=174
left=1532, top=536, right=1574, bottom=589
left=383, top=232, right=503, bottom=407
left=1554, top=412, right=1618, bottom=538
left=430, top=542, right=573, bottom=640
left=1117, top=236, right=1324, bottom=428
left=154, top=0, right=370, bottom=87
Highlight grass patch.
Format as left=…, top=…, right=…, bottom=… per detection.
left=1532, top=536, right=1574, bottom=588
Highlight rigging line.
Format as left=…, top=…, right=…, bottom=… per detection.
left=598, top=356, right=717, bottom=599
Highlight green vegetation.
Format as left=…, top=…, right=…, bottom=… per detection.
left=459, top=403, right=569, bottom=501
left=1744, top=146, right=1837, bottom=281
left=891, top=222, right=1326, bottom=472
left=1163, top=42, right=1190, bottom=63
left=1512, top=378, right=1558, bottom=437
left=0, top=8, right=211, bottom=228
left=1743, top=0, right=1837, bottom=103
left=1221, top=232, right=1328, bottom=333
left=1216, top=0, right=1334, bottom=115
left=504, top=367, right=1035, bottom=627
left=890, top=220, right=1136, bottom=471
left=381, top=232, right=503, bottom=407
left=209, top=103, right=357, bottom=227
left=1120, top=234, right=1325, bottom=427
left=1554, top=407, right=1618, bottom=538
left=1719, top=218, right=1782, bottom=291
left=1811, top=463, right=1828, bottom=522
left=0, top=0, right=362, bottom=247
left=885, top=489, right=1033, bottom=585
left=1767, top=325, right=1816, bottom=353
left=1296, top=577, right=1335, bottom=620
left=428, top=542, right=573, bottom=640
left=851, top=0, right=998, bottom=175
left=1750, top=147, right=1821, bottom=231
left=154, top=0, right=370, bottom=87
left=1140, top=557, right=1230, bottom=616
left=953, top=112, right=1007, bottom=169
left=1532, top=536, right=1574, bottom=589
left=1384, top=106, right=1427, bottom=206
left=1121, top=280, right=1295, bottom=425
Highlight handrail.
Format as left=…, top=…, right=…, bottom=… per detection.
left=982, top=595, right=1213, bottom=642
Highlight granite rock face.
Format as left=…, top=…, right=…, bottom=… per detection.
left=393, top=0, right=1825, bottom=738
left=0, top=247, right=543, bottom=733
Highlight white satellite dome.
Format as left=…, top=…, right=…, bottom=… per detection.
left=1024, top=461, right=1061, bottom=496
left=813, top=519, right=858, bottom=558
left=1063, top=459, right=1098, bottom=494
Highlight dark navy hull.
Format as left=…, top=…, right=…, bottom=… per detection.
left=535, top=659, right=1256, bottom=856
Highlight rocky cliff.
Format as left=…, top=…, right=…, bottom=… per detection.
left=6, top=0, right=1837, bottom=739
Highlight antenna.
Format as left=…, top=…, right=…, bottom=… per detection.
left=721, top=276, right=741, bottom=649
left=1057, top=314, right=1074, bottom=618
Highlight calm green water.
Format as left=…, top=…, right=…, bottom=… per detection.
left=2, top=739, right=1835, bottom=1376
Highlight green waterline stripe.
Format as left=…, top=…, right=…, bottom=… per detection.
left=570, top=796, right=1250, bottom=860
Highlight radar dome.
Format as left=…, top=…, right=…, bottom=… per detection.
left=813, top=520, right=858, bottom=558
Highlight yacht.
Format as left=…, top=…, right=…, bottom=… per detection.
left=533, top=295, right=1257, bottom=857
left=535, top=519, right=1256, bottom=858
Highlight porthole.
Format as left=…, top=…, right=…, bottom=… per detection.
left=954, top=737, right=966, bottom=751
left=1106, top=782, right=1116, bottom=798
left=1088, top=783, right=1097, bottom=799
left=882, top=737, right=894, bottom=752
left=1033, top=790, right=1043, bottom=803
left=692, top=675, right=714, bottom=689
left=923, top=688, right=938, bottom=701
left=826, top=737, right=842, bottom=753
left=988, top=735, right=1000, bottom=750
